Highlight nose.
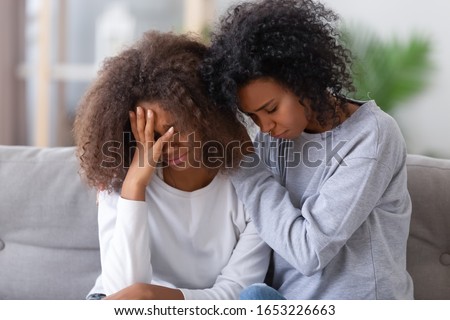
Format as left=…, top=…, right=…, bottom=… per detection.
left=256, top=115, right=275, bottom=134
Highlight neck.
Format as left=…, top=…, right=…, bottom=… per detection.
left=305, top=99, right=360, bottom=133
left=163, top=166, right=219, bottom=192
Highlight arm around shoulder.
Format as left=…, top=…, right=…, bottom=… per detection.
left=229, top=153, right=396, bottom=276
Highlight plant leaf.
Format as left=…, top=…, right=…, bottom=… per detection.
left=342, top=25, right=433, bottom=113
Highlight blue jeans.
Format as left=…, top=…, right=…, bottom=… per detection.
left=240, top=283, right=286, bottom=300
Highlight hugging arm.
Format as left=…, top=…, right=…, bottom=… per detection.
left=230, top=153, right=394, bottom=276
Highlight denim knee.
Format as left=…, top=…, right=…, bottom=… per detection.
left=240, top=283, right=286, bottom=300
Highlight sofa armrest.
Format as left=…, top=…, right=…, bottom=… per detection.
left=0, top=146, right=100, bottom=299
left=406, top=154, right=450, bottom=300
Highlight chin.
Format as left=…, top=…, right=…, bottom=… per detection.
left=167, top=162, right=192, bottom=171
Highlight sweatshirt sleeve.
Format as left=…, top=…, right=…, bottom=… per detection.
left=97, top=191, right=152, bottom=295
left=229, top=153, right=394, bottom=276
left=180, top=219, right=271, bottom=299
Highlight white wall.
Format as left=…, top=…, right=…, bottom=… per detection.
left=319, top=0, right=450, bottom=158
left=217, top=0, right=450, bottom=158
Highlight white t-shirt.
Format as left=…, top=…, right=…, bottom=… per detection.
left=89, top=169, right=270, bottom=299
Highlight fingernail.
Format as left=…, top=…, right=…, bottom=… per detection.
left=168, top=127, right=174, bottom=133
left=147, top=109, right=151, bottom=117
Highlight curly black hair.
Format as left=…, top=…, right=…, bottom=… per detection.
left=74, top=31, right=247, bottom=192
left=201, top=0, right=355, bottom=126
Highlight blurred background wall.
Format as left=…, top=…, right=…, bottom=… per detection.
left=322, top=0, right=450, bottom=158
left=0, top=0, right=448, bottom=158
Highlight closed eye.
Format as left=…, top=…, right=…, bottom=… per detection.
left=267, top=106, right=278, bottom=114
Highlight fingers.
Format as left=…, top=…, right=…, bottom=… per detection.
left=130, top=107, right=155, bottom=144
left=129, top=106, right=175, bottom=164
left=157, top=126, right=175, bottom=145
left=136, top=107, right=146, bottom=142
left=152, top=126, right=174, bottom=161
left=144, top=109, right=154, bottom=143
left=129, top=110, right=139, bottom=142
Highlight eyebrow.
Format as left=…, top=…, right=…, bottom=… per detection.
left=246, top=99, right=275, bottom=114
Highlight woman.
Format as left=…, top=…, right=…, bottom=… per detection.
left=74, top=31, right=270, bottom=300
left=201, top=0, right=414, bottom=299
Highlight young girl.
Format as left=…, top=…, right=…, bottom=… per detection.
left=73, top=31, right=270, bottom=300
left=202, top=0, right=414, bottom=299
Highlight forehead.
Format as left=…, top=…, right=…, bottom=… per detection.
left=238, top=79, right=285, bottom=112
left=137, top=101, right=174, bottom=126
left=138, top=100, right=166, bottom=113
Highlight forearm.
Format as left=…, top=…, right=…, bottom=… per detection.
left=105, top=283, right=184, bottom=300
left=121, top=167, right=148, bottom=201
left=230, top=154, right=389, bottom=275
left=99, top=195, right=153, bottom=294
left=230, top=159, right=320, bottom=274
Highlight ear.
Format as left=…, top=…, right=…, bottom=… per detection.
left=298, top=99, right=313, bottom=121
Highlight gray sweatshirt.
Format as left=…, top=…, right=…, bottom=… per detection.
left=231, top=101, right=414, bottom=299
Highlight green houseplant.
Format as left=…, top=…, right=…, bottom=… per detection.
left=342, top=26, right=433, bottom=113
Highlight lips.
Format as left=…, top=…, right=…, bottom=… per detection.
left=162, top=151, right=189, bottom=166
left=271, top=131, right=288, bottom=139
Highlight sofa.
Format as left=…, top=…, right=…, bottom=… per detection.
left=0, top=145, right=449, bottom=299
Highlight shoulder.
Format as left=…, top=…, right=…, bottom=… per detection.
left=98, top=189, right=120, bottom=205
left=364, top=101, right=402, bottom=134
left=365, top=101, right=407, bottom=157
left=339, top=100, right=407, bottom=171
left=346, top=100, right=399, bottom=134
left=220, top=171, right=254, bottom=225
left=331, top=101, right=406, bottom=170
left=345, top=101, right=405, bottom=148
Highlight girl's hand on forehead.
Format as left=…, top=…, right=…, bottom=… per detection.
left=121, top=106, right=174, bottom=201
left=130, top=106, right=174, bottom=162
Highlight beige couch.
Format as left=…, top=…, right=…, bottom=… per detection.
left=0, top=146, right=449, bottom=299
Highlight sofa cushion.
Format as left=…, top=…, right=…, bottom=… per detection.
left=1, top=147, right=449, bottom=300
left=0, top=146, right=100, bottom=299
left=406, top=154, right=450, bottom=299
